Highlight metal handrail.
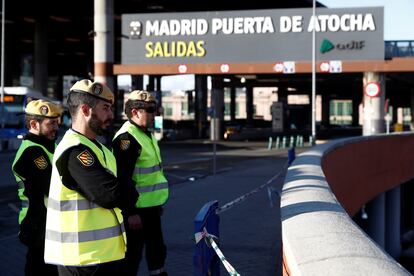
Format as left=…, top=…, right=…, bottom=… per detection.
left=385, top=40, right=414, bottom=58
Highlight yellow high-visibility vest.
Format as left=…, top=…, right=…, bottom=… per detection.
left=114, top=121, right=168, bottom=208
left=12, top=140, right=53, bottom=224
left=44, top=129, right=126, bottom=266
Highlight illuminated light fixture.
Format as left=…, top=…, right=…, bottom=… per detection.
left=147, top=5, right=164, bottom=10
left=178, top=64, right=187, bottom=74
left=235, top=74, right=256, bottom=80
left=65, top=37, right=81, bottom=42
left=22, top=17, right=35, bottom=23
left=220, top=64, right=230, bottom=73
left=240, top=77, right=246, bottom=83
left=50, top=16, right=71, bottom=23
left=21, top=39, right=33, bottom=43
left=287, top=87, right=297, bottom=91
left=223, top=78, right=231, bottom=82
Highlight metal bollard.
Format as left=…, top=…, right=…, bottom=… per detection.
left=275, top=136, right=280, bottom=149
left=268, top=137, right=273, bottom=150
left=295, top=135, right=301, bottom=147
left=309, top=135, right=314, bottom=146
left=289, top=136, right=295, bottom=148
left=281, top=136, right=287, bottom=149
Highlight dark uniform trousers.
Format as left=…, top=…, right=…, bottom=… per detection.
left=19, top=217, right=58, bottom=276
left=125, top=206, right=167, bottom=276
left=25, top=243, right=57, bottom=276
left=57, top=260, right=125, bottom=276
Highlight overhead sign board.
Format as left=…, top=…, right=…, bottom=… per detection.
left=122, top=7, right=384, bottom=65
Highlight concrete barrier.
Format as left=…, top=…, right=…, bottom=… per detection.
left=281, top=133, right=414, bottom=275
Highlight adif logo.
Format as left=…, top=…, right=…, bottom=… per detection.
left=320, top=38, right=365, bottom=54
left=130, top=21, right=142, bottom=39
left=320, top=39, right=335, bottom=53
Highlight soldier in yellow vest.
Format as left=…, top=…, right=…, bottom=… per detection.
left=12, top=99, right=62, bottom=276
left=113, top=90, right=169, bottom=276
left=44, top=79, right=139, bottom=275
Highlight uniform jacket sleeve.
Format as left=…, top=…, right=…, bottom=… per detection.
left=57, top=144, right=135, bottom=210
left=14, top=146, right=53, bottom=198
left=112, top=132, right=141, bottom=216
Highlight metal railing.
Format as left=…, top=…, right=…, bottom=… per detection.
left=385, top=40, right=414, bottom=59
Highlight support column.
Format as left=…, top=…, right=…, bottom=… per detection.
left=363, top=72, right=385, bottom=135
left=230, top=86, right=236, bottom=122
left=155, top=76, right=161, bottom=91
left=321, top=94, right=330, bottom=128
left=195, top=75, right=208, bottom=138
left=155, top=75, right=162, bottom=107
left=210, top=77, right=224, bottom=141
left=246, top=84, right=253, bottom=126
left=366, top=193, right=386, bottom=248
left=410, top=88, right=414, bottom=130
left=278, top=87, right=288, bottom=131
left=352, top=89, right=362, bottom=127
left=187, top=90, right=194, bottom=116
left=147, top=75, right=155, bottom=91
left=34, top=14, right=48, bottom=96
left=131, top=75, right=143, bottom=90
left=385, top=187, right=401, bottom=258
left=363, top=72, right=386, bottom=249
left=94, top=0, right=114, bottom=90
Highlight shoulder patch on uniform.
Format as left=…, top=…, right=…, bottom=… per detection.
left=76, top=150, right=95, bottom=167
left=120, top=139, right=131, bottom=150
left=34, top=156, right=48, bottom=170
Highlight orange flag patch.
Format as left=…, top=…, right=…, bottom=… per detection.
left=76, top=150, right=94, bottom=167
left=120, top=139, right=130, bottom=150
left=34, top=156, right=48, bottom=170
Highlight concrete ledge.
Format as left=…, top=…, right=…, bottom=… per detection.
left=281, top=133, right=413, bottom=275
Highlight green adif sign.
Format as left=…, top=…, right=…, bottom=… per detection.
left=320, top=39, right=335, bottom=53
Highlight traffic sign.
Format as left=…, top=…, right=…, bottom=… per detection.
left=329, top=60, right=342, bottom=73
left=178, top=64, right=187, bottom=73
left=273, top=62, right=284, bottom=73
left=283, top=61, right=295, bottom=74
left=320, top=62, right=330, bottom=72
left=220, top=64, right=230, bottom=73
left=364, top=82, right=380, bottom=97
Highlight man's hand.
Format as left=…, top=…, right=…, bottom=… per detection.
left=128, top=214, right=142, bottom=231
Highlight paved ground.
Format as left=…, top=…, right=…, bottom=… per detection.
left=0, top=140, right=291, bottom=275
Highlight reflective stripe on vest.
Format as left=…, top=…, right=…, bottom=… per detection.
left=47, top=197, right=101, bottom=212
left=113, top=121, right=169, bottom=208
left=46, top=223, right=125, bottom=243
left=45, top=129, right=126, bottom=266
left=136, top=182, right=169, bottom=193
left=134, top=164, right=162, bottom=174
left=12, top=140, right=54, bottom=224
